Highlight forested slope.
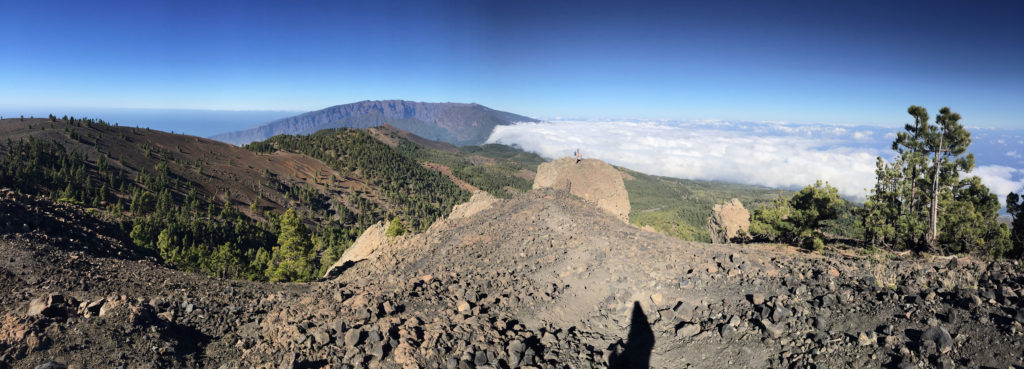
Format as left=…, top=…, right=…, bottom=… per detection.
left=0, top=117, right=469, bottom=281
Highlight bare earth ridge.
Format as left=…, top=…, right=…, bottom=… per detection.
left=1, top=156, right=1023, bottom=368
left=1, top=186, right=1023, bottom=368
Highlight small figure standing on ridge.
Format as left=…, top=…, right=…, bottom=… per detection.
left=575, top=148, right=582, bottom=164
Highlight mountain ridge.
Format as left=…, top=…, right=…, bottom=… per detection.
left=210, top=100, right=539, bottom=146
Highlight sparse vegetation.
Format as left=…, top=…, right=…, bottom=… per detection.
left=246, top=128, right=469, bottom=231
left=392, top=139, right=541, bottom=198
left=622, top=168, right=784, bottom=242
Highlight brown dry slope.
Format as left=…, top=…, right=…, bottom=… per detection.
left=252, top=188, right=1024, bottom=369
left=2, top=158, right=1024, bottom=369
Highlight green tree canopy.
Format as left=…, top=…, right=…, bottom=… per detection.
left=750, top=181, right=844, bottom=250
left=863, top=106, right=1009, bottom=256
left=265, top=208, right=316, bottom=282
left=386, top=217, right=407, bottom=238
left=1008, top=192, right=1024, bottom=258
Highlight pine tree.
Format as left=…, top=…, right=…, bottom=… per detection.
left=924, top=107, right=974, bottom=250
left=864, top=106, right=1009, bottom=255
left=749, top=181, right=844, bottom=250
left=265, top=209, right=315, bottom=282
left=386, top=217, right=407, bottom=238
left=1007, top=192, right=1024, bottom=258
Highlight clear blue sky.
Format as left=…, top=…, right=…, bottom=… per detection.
left=1, top=0, right=1022, bottom=128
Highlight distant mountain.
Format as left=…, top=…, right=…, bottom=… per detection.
left=210, top=100, right=539, bottom=146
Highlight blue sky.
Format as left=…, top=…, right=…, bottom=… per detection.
left=1, top=0, right=1022, bottom=128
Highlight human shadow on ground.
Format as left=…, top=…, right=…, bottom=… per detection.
left=609, top=301, right=655, bottom=369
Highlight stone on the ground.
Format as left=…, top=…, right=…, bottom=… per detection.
left=920, top=326, right=954, bottom=354
left=675, top=323, right=701, bottom=338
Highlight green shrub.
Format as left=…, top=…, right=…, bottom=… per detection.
left=386, top=217, right=407, bottom=238
left=750, top=181, right=843, bottom=250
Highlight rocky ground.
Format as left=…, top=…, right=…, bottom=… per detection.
left=2, top=186, right=1023, bottom=369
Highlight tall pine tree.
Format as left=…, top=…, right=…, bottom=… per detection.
left=265, top=209, right=316, bottom=282
left=863, top=106, right=1009, bottom=255
left=1008, top=192, right=1024, bottom=258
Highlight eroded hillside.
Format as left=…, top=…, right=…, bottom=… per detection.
left=2, top=164, right=1023, bottom=368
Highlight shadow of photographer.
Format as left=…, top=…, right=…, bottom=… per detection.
left=609, top=301, right=655, bottom=369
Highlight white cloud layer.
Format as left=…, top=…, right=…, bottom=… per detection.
left=972, top=165, right=1024, bottom=206
left=491, top=121, right=1024, bottom=207
left=489, top=121, right=880, bottom=199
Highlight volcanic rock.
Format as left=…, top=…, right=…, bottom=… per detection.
left=532, top=158, right=630, bottom=222
left=706, top=198, right=750, bottom=244
left=448, top=191, right=499, bottom=220
left=920, top=326, right=954, bottom=354
left=323, top=221, right=392, bottom=277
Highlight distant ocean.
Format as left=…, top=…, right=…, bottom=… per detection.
left=0, top=108, right=301, bottom=138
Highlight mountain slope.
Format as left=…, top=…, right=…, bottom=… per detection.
left=366, top=125, right=544, bottom=198
left=3, top=182, right=1022, bottom=368
left=211, top=100, right=539, bottom=146
left=0, top=117, right=469, bottom=281
left=620, top=168, right=789, bottom=242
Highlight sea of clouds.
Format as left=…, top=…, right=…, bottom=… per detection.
left=487, top=120, right=1024, bottom=206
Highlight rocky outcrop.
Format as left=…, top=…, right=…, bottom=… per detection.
left=322, top=222, right=392, bottom=278
left=448, top=191, right=499, bottom=220
left=532, top=158, right=630, bottom=222
left=706, top=198, right=750, bottom=244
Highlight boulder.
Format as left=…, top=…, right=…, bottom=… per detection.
left=920, top=326, right=954, bottom=354
left=532, top=158, right=630, bottom=222
left=706, top=199, right=750, bottom=244
left=323, top=222, right=392, bottom=278
left=448, top=191, right=499, bottom=220
left=27, top=293, right=72, bottom=318
left=675, top=323, right=700, bottom=338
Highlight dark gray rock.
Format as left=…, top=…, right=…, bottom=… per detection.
left=818, top=294, right=835, bottom=308
left=879, top=324, right=894, bottom=336
left=813, top=316, right=826, bottom=331
left=770, top=304, right=791, bottom=323
left=34, top=362, right=66, bottom=369
left=920, top=326, right=954, bottom=354
left=473, top=350, right=488, bottom=366
left=719, top=324, right=736, bottom=339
